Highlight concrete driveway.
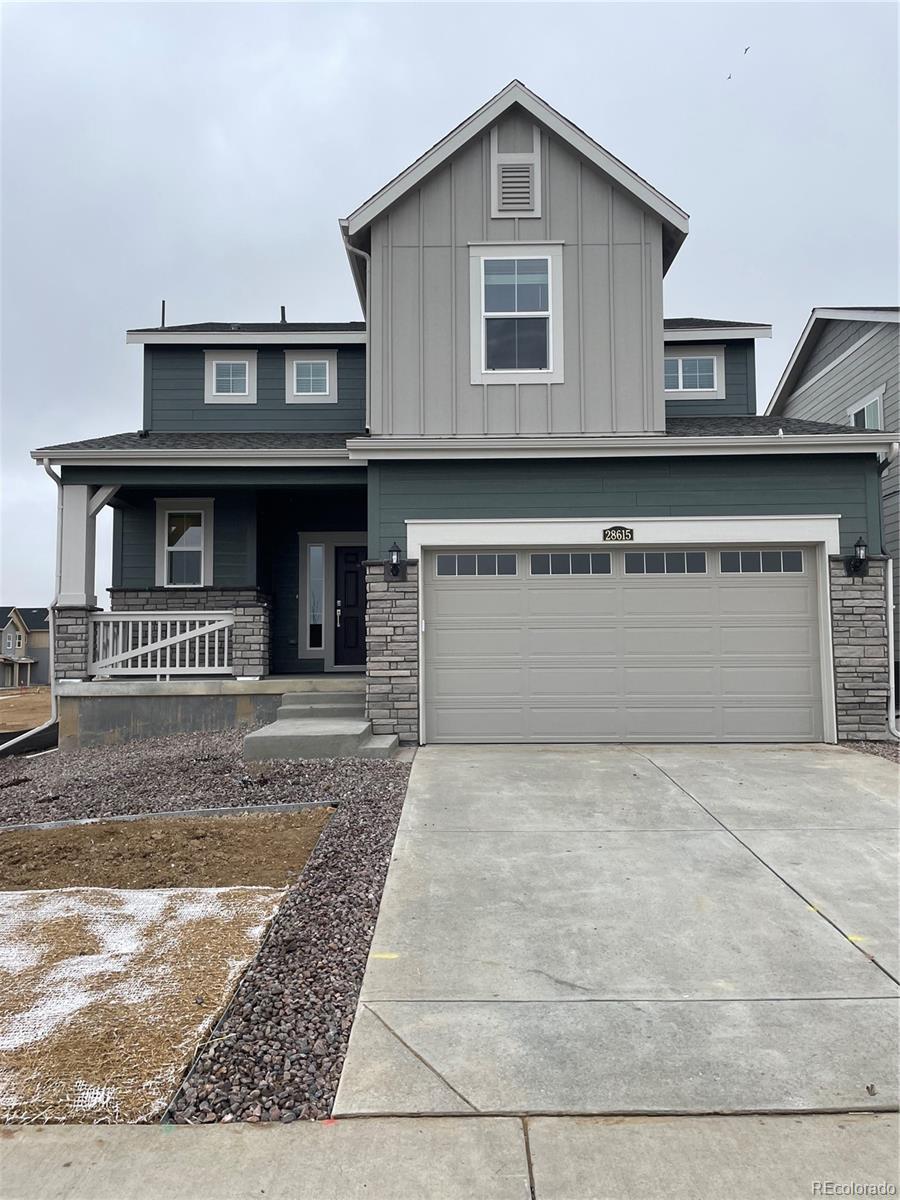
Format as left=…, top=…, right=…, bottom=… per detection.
left=335, top=743, right=899, bottom=1116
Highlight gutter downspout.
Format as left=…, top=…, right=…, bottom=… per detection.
left=343, top=241, right=371, bottom=432
left=880, top=442, right=900, bottom=739
left=2, top=459, right=64, bottom=755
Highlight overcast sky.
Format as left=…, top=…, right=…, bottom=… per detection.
left=1, top=1, right=897, bottom=606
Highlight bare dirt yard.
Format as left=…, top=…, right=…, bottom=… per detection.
left=0, top=809, right=332, bottom=890
left=0, top=688, right=51, bottom=734
left=0, top=730, right=411, bottom=1125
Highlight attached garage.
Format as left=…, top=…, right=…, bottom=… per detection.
left=422, top=534, right=828, bottom=744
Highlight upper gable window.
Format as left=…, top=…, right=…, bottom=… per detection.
left=285, top=350, right=338, bottom=404
left=490, top=123, right=542, bottom=219
left=204, top=350, right=258, bottom=405
left=469, top=243, right=564, bottom=385
left=848, top=389, right=883, bottom=430
left=663, top=345, right=725, bottom=401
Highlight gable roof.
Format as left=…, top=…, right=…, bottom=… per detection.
left=767, top=307, right=899, bottom=415
left=343, top=80, right=689, bottom=271
left=0, top=607, right=48, bottom=633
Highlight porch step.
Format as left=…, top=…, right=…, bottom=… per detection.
left=277, top=689, right=366, bottom=721
left=243, top=716, right=398, bottom=762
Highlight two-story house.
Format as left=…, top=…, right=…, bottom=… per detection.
left=0, top=607, right=50, bottom=688
left=32, top=82, right=896, bottom=750
left=766, top=308, right=899, bottom=690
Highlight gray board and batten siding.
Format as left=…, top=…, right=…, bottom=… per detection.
left=144, top=346, right=366, bottom=433
left=365, top=106, right=667, bottom=439
left=368, top=456, right=883, bottom=560
left=775, top=318, right=899, bottom=662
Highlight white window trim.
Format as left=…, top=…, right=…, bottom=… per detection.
left=490, top=123, right=542, bottom=219
left=15, top=633, right=23, bottom=649
left=285, top=349, right=338, bottom=404
left=663, top=344, right=726, bottom=401
left=4, top=634, right=11, bottom=651
left=204, top=350, right=257, bottom=405
left=469, top=242, right=564, bottom=385
left=408, top=515, right=841, bottom=747
left=154, top=498, right=214, bottom=587
left=847, top=386, right=884, bottom=430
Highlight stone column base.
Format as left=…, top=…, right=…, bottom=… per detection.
left=365, top=562, right=419, bottom=743
left=830, top=556, right=891, bottom=741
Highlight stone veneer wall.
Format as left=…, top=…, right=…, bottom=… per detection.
left=829, top=556, right=891, bottom=741
left=365, top=562, right=419, bottom=742
left=52, top=606, right=96, bottom=680
left=104, top=587, right=270, bottom=678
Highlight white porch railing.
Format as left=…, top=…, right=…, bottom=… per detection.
left=89, top=612, right=234, bottom=678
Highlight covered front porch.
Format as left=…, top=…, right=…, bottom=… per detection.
left=52, top=469, right=369, bottom=683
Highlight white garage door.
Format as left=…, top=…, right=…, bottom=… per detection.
left=423, top=545, right=824, bottom=743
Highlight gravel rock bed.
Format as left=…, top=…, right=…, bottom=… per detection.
left=845, top=739, right=900, bottom=765
left=0, top=730, right=403, bottom=826
left=168, top=755, right=408, bottom=1124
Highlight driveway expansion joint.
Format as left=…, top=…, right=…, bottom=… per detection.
left=638, top=751, right=900, bottom=989
left=362, top=1004, right=480, bottom=1113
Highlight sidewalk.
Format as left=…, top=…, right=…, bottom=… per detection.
left=3, top=1113, right=897, bottom=1200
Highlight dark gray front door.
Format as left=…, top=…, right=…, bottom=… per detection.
left=334, top=545, right=366, bottom=666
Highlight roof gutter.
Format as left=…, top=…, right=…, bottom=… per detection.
left=346, top=432, right=898, bottom=462
left=30, top=449, right=356, bottom=468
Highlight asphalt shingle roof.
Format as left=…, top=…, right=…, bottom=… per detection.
left=34, top=417, right=871, bottom=457
left=127, top=322, right=366, bottom=334
left=663, top=318, right=768, bottom=330
left=0, top=607, right=49, bottom=631
left=33, top=430, right=358, bottom=453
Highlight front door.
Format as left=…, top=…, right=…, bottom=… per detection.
left=334, top=545, right=366, bottom=666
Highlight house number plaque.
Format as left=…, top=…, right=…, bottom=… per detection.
left=602, top=526, right=634, bottom=542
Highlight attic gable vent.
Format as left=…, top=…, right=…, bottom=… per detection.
left=490, top=122, right=541, bottom=219
left=498, top=162, right=534, bottom=211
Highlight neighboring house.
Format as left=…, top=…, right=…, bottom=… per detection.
left=31, top=81, right=896, bottom=747
left=767, top=308, right=899, bottom=686
left=0, top=607, right=50, bottom=688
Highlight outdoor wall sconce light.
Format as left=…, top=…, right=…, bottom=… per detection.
left=385, top=542, right=407, bottom=582
left=846, top=537, right=869, bottom=578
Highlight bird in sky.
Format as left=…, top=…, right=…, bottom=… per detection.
left=744, top=45, right=751, bottom=54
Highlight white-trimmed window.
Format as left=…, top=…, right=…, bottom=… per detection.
left=4, top=633, right=11, bottom=651
left=663, top=345, right=725, bottom=400
left=469, top=243, right=564, bottom=385
left=848, top=389, right=883, bottom=430
left=204, top=350, right=257, bottom=405
left=155, top=499, right=214, bottom=587
left=285, top=350, right=337, bottom=404
left=15, top=633, right=23, bottom=649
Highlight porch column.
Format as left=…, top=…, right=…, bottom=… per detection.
left=58, top=484, right=97, bottom=607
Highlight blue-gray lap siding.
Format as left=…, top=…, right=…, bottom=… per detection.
left=144, top=346, right=366, bottom=432
left=663, top=341, right=757, bottom=417
left=112, top=490, right=258, bottom=588
left=368, top=455, right=882, bottom=558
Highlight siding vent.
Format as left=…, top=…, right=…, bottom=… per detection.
left=497, top=162, right=535, bottom=212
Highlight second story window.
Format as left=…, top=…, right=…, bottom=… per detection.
left=214, top=361, right=248, bottom=395
left=204, top=350, right=257, bottom=404
left=469, top=243, right=564, bottom=385
left=15, top=633, right=23, bottom=649
left=665, top=355, right=716, bottom=391
left=848, top=390, right=883, bottom=430
left=484, top=257, right=550, bottom=371
left=285, top=350, right=337, bottom=404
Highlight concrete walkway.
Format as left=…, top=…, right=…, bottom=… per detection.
left=335, top=743, right=899, bottom=1116
left=4, top=1114, right=898, bottom=1200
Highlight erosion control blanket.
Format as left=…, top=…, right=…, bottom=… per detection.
left=0, top=886, right=283, bottom=1122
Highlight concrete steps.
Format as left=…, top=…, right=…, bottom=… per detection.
left=243, top=688, right=398, bottom=761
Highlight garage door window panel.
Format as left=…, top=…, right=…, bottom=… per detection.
left=721, top=549, right=804, bottom=574
left=529, top=551, right=611, bottom=576
left=436, top=552, right=517, bottom=577
left=625, top=551, right=707, bottom=575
